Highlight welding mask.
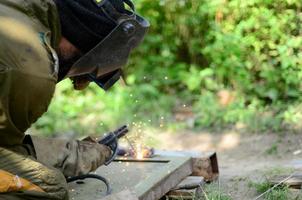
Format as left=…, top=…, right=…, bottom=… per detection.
left=64, top=0, right=149, bottom=90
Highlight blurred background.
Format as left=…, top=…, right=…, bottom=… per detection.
left=33, top=0, right=302, bottom=138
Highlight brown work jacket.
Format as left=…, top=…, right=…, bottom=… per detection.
left=0, top=0, right=110, bottom=177
left=0, top=0, right=60, bottom=146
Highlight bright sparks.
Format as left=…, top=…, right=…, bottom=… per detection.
left=135, top=144, right=144, bottom=159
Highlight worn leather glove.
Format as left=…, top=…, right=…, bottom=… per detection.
left=30, top=135, right=111, bottom=177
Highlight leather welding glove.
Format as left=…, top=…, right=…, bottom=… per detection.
left=29, top=135, right=111, bottom=177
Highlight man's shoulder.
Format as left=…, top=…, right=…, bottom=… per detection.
left=0, top=0, right=61, bottom=48
left=0, top=0, right=60, bottom=79
left=0, top=21, right=57, bottom=81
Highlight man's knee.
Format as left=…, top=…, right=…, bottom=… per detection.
left=0, top=165, right=69, bottom=200
left=32, top=163, right=69, bottom=200
left=0, top=147, right=69, bottom=200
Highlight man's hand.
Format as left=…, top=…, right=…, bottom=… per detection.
left=30, top=136, right=112, bottom=177
left=74, top=137, right=112, bottom=175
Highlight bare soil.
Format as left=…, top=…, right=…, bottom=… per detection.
left=154, top=130, right=302, bottom=199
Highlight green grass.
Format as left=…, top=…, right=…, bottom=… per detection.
left=265, top=143, right=278, bottom=155
left=250, top=181, right=290, bottom=200
left=200, top=183, right=233, bottom=200
left=249, top=167, right=299, bottom=200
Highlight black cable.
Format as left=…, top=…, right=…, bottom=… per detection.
left=66, top=174, right=112, bottom=195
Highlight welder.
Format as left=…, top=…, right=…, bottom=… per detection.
left=0, top=0, right=149, bottom=199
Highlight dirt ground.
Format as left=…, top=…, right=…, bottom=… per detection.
left=154, top=130, right=302, bottom=199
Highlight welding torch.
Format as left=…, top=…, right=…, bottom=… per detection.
left=98, top=125, right=129, bottom=165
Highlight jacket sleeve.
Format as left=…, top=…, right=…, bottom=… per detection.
left=30, top=135, right=111, bottom=177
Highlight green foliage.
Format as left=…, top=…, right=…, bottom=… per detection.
left=35, top=0, right=302, bottom=135
left=35, top=80, right=175, bottom=135
left=207, top=0, right=302, bottom=102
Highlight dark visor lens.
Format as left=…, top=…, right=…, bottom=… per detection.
left=88, top=69, right=122, bottom=90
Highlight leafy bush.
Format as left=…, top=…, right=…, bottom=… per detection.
left=34, top=0, right=302, bottom=135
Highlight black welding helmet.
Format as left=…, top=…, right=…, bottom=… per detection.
left=64, top=0, right=149, bottom=90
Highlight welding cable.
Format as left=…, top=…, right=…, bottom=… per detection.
left=66, top=174, right=112, bottom=195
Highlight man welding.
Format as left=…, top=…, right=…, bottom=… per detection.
left=0, top=0, right=149, bottom=199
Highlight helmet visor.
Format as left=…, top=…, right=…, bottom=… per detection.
left=65, top=14, right=149, bottom=81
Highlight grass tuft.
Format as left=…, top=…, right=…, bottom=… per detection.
left=201, top=183, right=233, bottom=200
left=250, top=180, right=289, bottom=200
